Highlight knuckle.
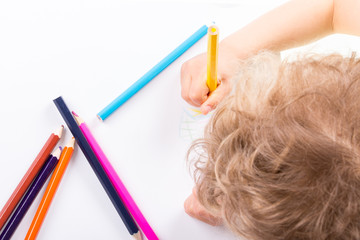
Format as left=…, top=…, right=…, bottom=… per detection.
left=189, top=91, right=201, bottom=104
left=181, top=62, right=188, bottom=75
left=209, top=99, right=219, bottom=108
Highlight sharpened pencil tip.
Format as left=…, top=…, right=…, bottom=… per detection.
left=97, top=115, right=103, bottom=121
left=66, top=137, right=76, bottom=148
left=56, top=125, right=64, bottom=138
left=72, top=112, right=84, bottom=125
left=132, top=232, right=143, bottom=240
left=52, top=146, right=62, bottom=159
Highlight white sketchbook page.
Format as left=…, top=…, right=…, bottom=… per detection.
left=0, top=1, right=358, bottom=240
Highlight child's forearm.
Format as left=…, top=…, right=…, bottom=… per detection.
left=220, top=0, right=336, bottom=58
left=333, top=0, right=360, bottom=35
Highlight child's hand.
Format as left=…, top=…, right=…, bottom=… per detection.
left=184, top=188, right=223, bottom=226
left=180, top=45, right=239, bottom=115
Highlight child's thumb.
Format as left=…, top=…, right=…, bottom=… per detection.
left=200, top=87, right=228, bottom=115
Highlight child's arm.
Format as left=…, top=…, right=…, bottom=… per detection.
left=181, top=0, right=360, bottom=114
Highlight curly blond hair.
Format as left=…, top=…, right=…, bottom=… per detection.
left=189, top=52, right=360, bottom=240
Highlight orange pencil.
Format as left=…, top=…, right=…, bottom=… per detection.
left=25, top=137, right=75, bottom=240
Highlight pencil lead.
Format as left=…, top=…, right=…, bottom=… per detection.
left=71, top=111, right=79, bottom=117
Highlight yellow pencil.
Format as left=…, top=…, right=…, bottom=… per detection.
left=206, top=25, right=219, bottom=92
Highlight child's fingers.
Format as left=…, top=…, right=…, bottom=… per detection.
left=200, top=83, right=231, bottom=114
left=181, top=53, right=209, bottom=107
left=188, top=74, right=209, bottom=107
left=181, top=62, right=208, bottom=107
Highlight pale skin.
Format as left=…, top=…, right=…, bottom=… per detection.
left=182, top=0, right=360, bottom=226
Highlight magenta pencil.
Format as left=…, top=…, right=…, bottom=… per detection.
left=72, top=112, right=158, bottom=240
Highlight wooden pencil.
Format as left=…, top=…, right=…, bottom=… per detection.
left=25, top=138, right=75, bottom=240
left=0, top=147, right=61, bottom=240
left=53, top=96, right=141, bottom=240
left=97, top=24, right=208, bottom=121
left=0, top=126, right=63, bottom=231
left=73, top=112, right=156, bottom=239
left=206, top=25, right=219, bottom=92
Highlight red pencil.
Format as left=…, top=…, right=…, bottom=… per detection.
left=0, top=126, right=63, bottom=231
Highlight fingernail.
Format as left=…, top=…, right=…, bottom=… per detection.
left=201, top=105, right=212, bottom=115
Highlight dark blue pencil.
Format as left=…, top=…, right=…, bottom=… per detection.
left=53, top=96, right=141, bottom=240
left=0, top=147, right=61, bottom=240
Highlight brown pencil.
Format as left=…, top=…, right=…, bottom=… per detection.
left=0, top=126, right=63, bottom=231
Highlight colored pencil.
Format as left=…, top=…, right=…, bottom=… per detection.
left=0, top=147, right=61, bottom=240
left=25, top=138, right=75, bottom=240
left=97, top=24, right=208, bottom=121
left=53, top=96, right=141, bottom=240
left=206, top=25, right=219, bottom=92
left=0, top=126, right=63, bottom=231
left=73, top=112, right=158, bottom=240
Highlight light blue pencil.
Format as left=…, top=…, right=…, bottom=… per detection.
left=97, top=24, right=208, bottom=121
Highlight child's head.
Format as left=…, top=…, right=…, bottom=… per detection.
left=189, top=52, right=360, bottom=240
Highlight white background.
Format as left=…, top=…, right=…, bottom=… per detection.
left=0, top=0, right=359, bottom=239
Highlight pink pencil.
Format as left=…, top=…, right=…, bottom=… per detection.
left=72, top=112, right=158, bottom=240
